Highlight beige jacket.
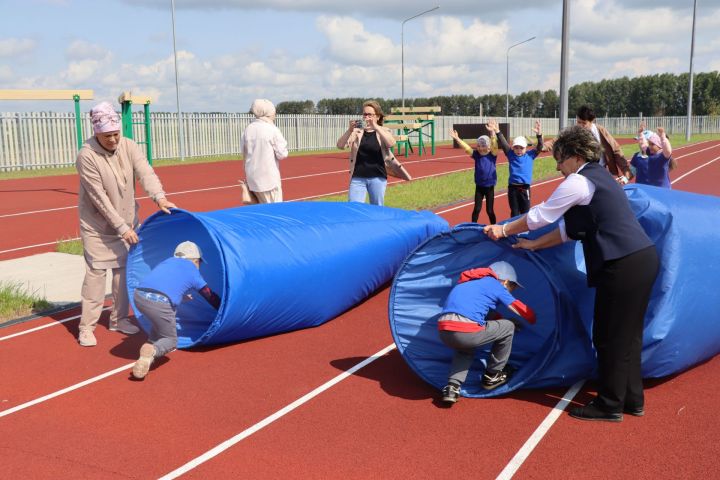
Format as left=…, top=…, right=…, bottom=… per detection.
left=336, top=126, right=396, bottom=177
left=76, top=136, right=166, bottom=269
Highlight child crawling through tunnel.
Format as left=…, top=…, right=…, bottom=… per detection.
left=131, top=241, right=221, bottom=380
left=437, top=261, right=537, bottom=404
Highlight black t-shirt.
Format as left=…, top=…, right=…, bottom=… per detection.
left=353, top=131, right=387, bottom=179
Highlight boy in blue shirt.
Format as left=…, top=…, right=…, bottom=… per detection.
left=438, top=261, right=536, bottom=404
left=488, top=119, right=545, bottom=217
left=450, top=126, right=498, bottom=224
left=631, top=126, right=675, bottom=188
left=131, top=241, right=221, bottom=379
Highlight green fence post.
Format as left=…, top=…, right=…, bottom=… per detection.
left=144, top=102, right=153, bottom=165
left=121, top=99, right=133, bottom=139
left=73, top=94, right=83, bottom=151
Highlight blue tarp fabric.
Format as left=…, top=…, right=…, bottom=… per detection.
left=127, top=202, right=449, bottom=348
left=389, top=185, right=720, bottom=398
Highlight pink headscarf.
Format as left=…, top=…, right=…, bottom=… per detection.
left=647, top=133, right=663, bottom=149
left=90, top=101, right=121, bottom=134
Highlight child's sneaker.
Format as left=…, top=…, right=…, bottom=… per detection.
left=441, top=384, right=460, bottom=403
left=109, top=318, right=140, bottom=335
left=482, top=367, right=512, bottom=390
left=132, top=343, right=156, bottom=379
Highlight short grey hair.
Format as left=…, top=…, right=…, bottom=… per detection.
left=552, top=125, right=602, bottom=163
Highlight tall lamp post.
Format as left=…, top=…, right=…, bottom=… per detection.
left=171, top=0, right=186, bottom=161
left=402, top=6, right=439, bottom=110
left=686, top=0, right=698, bottom=141
left=558, top=0, right=570, bottom=129
left=506, top=36, right=535, bottom=124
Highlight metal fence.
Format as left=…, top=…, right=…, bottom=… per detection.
left=1, top=111, right=719, bottom=172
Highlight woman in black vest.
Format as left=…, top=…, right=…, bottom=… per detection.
left=483, top=125, right=659, bottom=422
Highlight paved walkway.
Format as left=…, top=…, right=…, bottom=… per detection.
left=0, top=252, right=110, bottom=306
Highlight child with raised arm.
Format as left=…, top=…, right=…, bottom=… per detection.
left=489, top=119, right=545, bottom=217
left=631, top=126, right=675, bottom=189
left=438, top=261, right=536, bottom=404
left=449, top=123, right=499, bottom=224
left=131, top=241, right=221, bottom=379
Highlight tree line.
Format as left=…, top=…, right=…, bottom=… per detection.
left=276, top=71, right=720, bottom=117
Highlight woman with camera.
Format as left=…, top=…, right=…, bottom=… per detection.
left=336, top=100, right=397, bottom=206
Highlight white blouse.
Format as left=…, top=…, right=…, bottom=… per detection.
left=525, top=163, right=596, bottom=241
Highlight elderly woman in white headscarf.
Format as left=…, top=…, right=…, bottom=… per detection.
left=240, top=99, right=289, bottom=203
left=75, top=101, right=176, bottom=347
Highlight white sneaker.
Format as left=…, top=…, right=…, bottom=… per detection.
left=109, top=318, right=140, bottom=335
left=132, top=343, right=156, bottom=379
left=78, top=330, right=97, bottom=347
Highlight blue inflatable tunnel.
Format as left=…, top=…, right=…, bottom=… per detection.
left=127, top=202, right=448, bottom=348
left=389, top=185, right=720, bottom=398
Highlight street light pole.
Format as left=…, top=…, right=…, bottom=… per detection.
left=506, top=36, right=536, bottom=124
left=402, top=6, right=439, bottom=110
left=171, top=0, right=186, bottom=161
left=558, top=0, right=570, bottom=129
left=686, top=0, right=697, bottom=141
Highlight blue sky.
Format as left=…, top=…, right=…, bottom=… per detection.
left=1, top=0, right=719, bottom=113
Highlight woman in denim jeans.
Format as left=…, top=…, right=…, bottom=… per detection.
left=336, top=100, right=397, bottom=205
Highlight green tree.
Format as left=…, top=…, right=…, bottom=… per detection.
left=276, top=100, right=315, bottom=114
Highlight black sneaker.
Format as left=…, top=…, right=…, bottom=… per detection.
left=482, top=367, right=511, bottom=390
left=441, top=384, right=460, bottom=403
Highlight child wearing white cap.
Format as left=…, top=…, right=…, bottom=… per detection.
left=487, top=119, right=546, bottom=217
left=131, top=241, right=221, bottom=379
left=437, top=261, right=536, bottom=404
left=449, top=125, right=499, bottom=224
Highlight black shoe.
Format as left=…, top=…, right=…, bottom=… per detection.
left=441, top=384, right=460, bottom=404
left=623, top=405, right=645, bottom=417
left=482, top=366, right=513, bottom=390
left=569, top=401, right=623, bottom=422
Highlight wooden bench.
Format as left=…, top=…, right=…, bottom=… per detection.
left=386, top=106, right=441, bottom=156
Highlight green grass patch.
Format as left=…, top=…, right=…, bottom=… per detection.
left=56, top=238, right=84, bottom=255
left=0, top=281, right=54, bottom=324
left=314, top=155, right=561, bottom=211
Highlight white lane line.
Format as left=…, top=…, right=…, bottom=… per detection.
left=0, top=165, right=479, bottom=255
left=0, top=140, right=713, bottom=220
left=158, top=343, right=397, bottom=480
left=0, top=154, right=470, bottom=220
left=0, top=362, right=135, bottom=419
left=495, top=380, right=585, bottom=480
left=1, top=138, right=711, bottom=222
left=0, top=307, right=110, bottom=342
left=0, top=238, right=80, bottom=255
left=671, top=156, right=720, bottom=185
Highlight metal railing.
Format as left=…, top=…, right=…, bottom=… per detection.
left=1, top=112, right=719, bottom=171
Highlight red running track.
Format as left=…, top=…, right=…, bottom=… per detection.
left=0, top=140, right=719, bottom=478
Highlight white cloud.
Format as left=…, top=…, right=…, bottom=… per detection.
left=0, top=38, right=36, bottom=57
left=416, top=16, right=509, bottom=66
left=316, top=16, right=396, bottom=66
left=65, top=40, right=111, bottom=62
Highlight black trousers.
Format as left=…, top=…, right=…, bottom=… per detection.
left=508, top=183, right=530, bottom=218
left=592, top=246, right=659, bottom=413
left=471, top=185, right=496, bottom=224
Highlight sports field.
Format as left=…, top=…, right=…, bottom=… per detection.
left=1, top=140, right=719, bottom=478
